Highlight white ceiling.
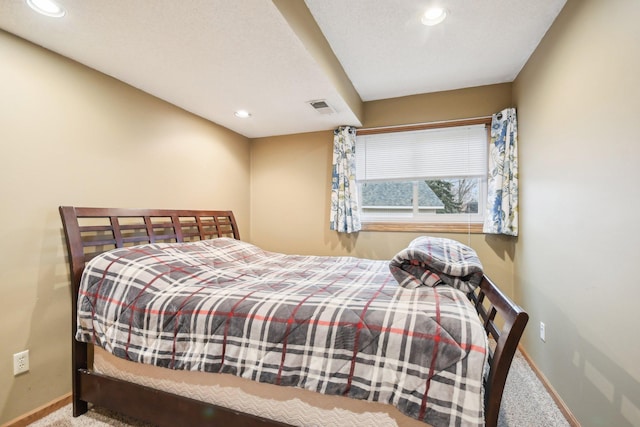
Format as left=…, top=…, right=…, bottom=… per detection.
left=0, top=0, right=566, bottom=138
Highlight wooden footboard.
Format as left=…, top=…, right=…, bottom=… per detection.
left=60, top=206, right=527, bottom=427
left=468, top=275, right=529, bottom=427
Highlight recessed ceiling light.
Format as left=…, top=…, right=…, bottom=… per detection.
left=26, top=0, right=66, bottom=18
left=234, top=110, right=251, bottom=119
left=421, top=7, right=447, bottom=26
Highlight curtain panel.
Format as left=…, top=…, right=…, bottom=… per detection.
left=483, top=108, right=519, bottom=236
left=330, top=126, right=361, bottom=233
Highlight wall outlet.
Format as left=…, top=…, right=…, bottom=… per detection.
left=13, top=350, right=29, bottom=375
left=539, top=322, right=546, bottom=342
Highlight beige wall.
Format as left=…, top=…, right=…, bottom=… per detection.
left=250, top=83, right=515, bottom=293
left=0, top=30, right=250, bottom=423
left=364, top=83, right=512, bottom=128
left=513, top=1, right=640, bottom=426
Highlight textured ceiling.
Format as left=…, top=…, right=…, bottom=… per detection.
left=0, top=0, right=566, bottom=138
left=306, top=0, right=567, bottom=101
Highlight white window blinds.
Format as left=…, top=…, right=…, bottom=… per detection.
left=355, top=124, right=487, bottom=181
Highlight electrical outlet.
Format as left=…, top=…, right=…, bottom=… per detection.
left=13, top=350, right=29, bottom=375
left=539, top=322, right=546, bottom=342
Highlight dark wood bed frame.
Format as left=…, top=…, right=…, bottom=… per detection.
left=59, top=206, right=528, bottom=427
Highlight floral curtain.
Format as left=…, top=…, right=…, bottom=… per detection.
left=330, top=126, right=361, bottom=233
left=483, top=108, right=519, bottom=236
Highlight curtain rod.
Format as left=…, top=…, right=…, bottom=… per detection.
left=357, top=116, right=492, bottom=136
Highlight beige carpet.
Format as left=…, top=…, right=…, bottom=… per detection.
left=28, top=350, right=570, bottom=427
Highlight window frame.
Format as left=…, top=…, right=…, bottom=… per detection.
left=356, top=117, right=492, bottom=234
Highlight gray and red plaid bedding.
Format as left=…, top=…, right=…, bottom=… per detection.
left=390, top=236, right=484, bottom=293
left=77, top=238, right=488, bottom=426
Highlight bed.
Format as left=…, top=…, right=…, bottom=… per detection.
left=59, top=206, right=528, bottom=427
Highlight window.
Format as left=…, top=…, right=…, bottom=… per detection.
left=355, top=119, right=489, bottom=232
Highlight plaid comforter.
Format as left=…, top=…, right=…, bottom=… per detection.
left=390, top=236, right=484, bottom=293
left=77, top=238, right=488, bottom=426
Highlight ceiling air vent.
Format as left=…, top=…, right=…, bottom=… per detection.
left=308, top=99, right=335, bottom=115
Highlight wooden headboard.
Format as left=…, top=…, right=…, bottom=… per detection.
left=59, top=206, right=240, bottom=294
